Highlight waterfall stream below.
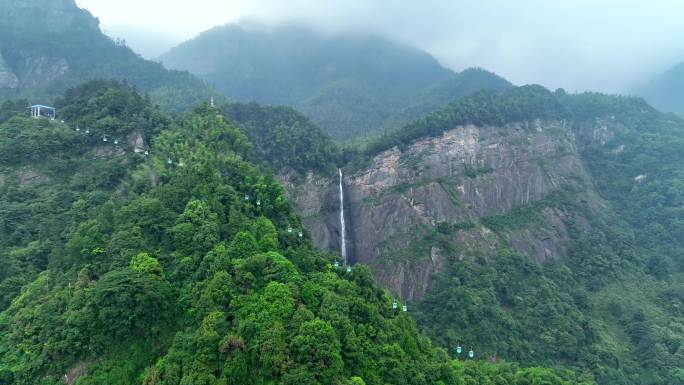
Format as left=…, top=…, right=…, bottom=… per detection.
left=338, top=168, right=347, bottom=264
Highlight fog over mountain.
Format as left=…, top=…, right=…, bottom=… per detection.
left=77, top=0, right=684, bottom=93
left=101, top=25, right=179, bottom=59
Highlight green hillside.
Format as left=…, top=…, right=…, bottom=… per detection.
left=159, top=24, right=511, bottom=140
left=221, top=102, right=341, bottom=174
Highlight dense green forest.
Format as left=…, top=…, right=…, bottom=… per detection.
left=0, top=0, right=214, bottom=113
left=221, top=102, right=341, bottom=174
left=347, top=85, right=567, bottom=160
left=159, top=23, right=511, bottom=140
left=0, top=81, right=596, bottom=385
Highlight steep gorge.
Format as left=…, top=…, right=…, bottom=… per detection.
left=283, top=118, right=606, bottom=300
left=279, top=87, right=684, bottom=383
left=0, top=75, right=680, bottom=384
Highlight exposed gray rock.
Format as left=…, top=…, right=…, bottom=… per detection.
left=284, top=119, right=605, bottom=300
left=93, top=145, right=125, bottom=159
left=0, top=53, right=19, bottom=89
left=128, top=131, right=145, bottom=153
left=278, top=171, right=344, bottom=255
left=63, top=361, right=90, bottom=385
left=572, top=116, right=626, bottom=147
left=0, top=0, right=100, bottom=90
left=18, top=170, right=49, bottom=188
left=15, top=56, right=69, bottom=88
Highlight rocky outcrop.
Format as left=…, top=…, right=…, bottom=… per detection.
left=17, top=170, right=49, bottom=188
left=93, top=145, right=126, bottom=159
left=12, top=55, right=69, bottom=89
left=284, top=119, right=605, bottom=301
left=21, top=56, right=69, bottom=88
left=0, top=52, right=19, bottom=89
left=0, top=0, right=98, bottom=91
left=63, top=361, right=90, bottom=385
left=128, top=131, right=146, bottom=153
left=280, top=170, right=345, bottom=255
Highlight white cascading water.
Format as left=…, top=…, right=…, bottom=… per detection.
left=338, top=168, right=347, bottom=263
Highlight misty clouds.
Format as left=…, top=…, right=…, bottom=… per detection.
left=77, top=0, right=684, bottom=93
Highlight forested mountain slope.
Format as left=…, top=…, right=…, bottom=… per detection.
left=0, top=0, right=213, bottom=112
left=221, top=102, right=341, bottom=174
left=159, top=23, right=512, bottom=139
left=281, top=86, right=684, bottom=384
left=0, top=81, right=594, bottom=385
left=636, top=61, right=684, bottom=118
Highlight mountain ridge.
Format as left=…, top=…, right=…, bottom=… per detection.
left=0, top=0, right=214, bottom=112
left=159, top=23, right=512, bottom=139
left=636, top=60, right=684, bottom=117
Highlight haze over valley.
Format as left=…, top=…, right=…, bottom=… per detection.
left=80, top=0, right=684, bottom=95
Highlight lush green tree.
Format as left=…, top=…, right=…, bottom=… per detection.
left=226, top=231, right=260, bottom=260
left=130, top=252, right=164, bottom=277
left=171, top=199, right=220, bottom=258
left=70, top=267, right=173, bottom=349
left=251, top=216, right=279, bottom=252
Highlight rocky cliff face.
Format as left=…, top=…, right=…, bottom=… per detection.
left=283, top=119, right=607, bottom=300
left=12, top=55, right=70, bottom=89
left=0, top=52, right=19, bottom=89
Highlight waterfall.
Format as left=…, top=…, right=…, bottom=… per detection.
left=338, top=168, right=347, bottom=263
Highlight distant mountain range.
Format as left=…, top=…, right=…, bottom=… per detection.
left=0, top=0, right=212, bottom=112
left=159, top=24, right=512, bottom=139
left=636, top=61, right=684, bottom=117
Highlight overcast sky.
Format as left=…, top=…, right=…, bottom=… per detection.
left=75, top=0, right=684, bottom=93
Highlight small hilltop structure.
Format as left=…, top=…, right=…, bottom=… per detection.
left=29, top=105, right=56, bottom=120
